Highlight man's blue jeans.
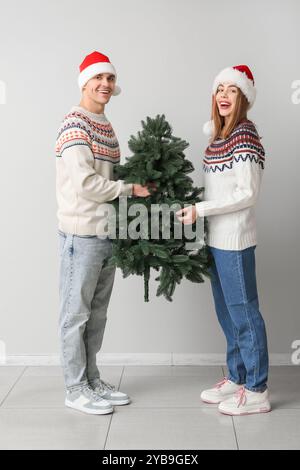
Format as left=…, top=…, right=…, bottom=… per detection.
left=208, top=245, right=269, bottom=392
left=58, top=230, right=115, bottom=392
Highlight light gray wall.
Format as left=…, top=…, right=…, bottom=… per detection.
left=0, top=0, right=299, bottom=358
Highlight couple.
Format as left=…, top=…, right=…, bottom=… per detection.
left=55, top=51, right=270, bottom=417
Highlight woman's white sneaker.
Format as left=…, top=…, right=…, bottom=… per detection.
left=200, top=377, right=244, bottom=404
left=218, top=386, right=271, bottom=416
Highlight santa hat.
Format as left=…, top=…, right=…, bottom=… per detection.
left=203, top=65, right=256, bottom=137
left=78, top=51, right=121, bottom=96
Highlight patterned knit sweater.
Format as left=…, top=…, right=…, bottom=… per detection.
left=55, top=106, right=133, bottom=236
left=196, top=119, right=265, bottom=250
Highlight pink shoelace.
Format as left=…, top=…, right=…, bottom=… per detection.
left=235, top=386, right=247, bottom=407
left=214, top=377, right=230, bottom=389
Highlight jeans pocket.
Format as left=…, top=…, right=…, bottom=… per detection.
left=58, top=232, right=67, bottom=256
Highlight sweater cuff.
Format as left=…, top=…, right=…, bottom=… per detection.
left=195, top=201, right=207, bottom=218
left=121, top=182, right=133, bottom=197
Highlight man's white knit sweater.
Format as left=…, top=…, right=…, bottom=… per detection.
left=196, top=119, right=265, bottom=251
left=55, top=106, right=133, bottom=236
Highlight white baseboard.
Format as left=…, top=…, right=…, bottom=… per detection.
left=1, top=353, right=293, bottom=366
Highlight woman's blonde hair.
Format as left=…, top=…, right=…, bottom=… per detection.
left=210, top=87, right=249, bottom=142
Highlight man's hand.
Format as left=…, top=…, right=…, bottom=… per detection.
left=132, top=183, right=156, bottom=197
left=176, top=205, right=197, bottom=224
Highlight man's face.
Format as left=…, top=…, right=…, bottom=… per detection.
left=83, top=73, right=116, bottom=105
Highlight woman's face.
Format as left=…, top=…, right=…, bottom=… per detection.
left=216, top=82, right=239, bottom=118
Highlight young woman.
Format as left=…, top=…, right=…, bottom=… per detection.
left=176, top=65, right=270, bottom=416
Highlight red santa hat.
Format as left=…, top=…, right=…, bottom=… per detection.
left=78, top=51, right=121, bottom=96
left=203, top=65, right=256, bottom=137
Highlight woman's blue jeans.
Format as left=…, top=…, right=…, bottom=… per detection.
left=208, top=245, right=269, bottom=392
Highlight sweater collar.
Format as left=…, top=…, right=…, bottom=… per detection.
left=71, top=105, right=108, bottom=123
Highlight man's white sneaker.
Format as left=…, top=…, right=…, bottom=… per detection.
left=91, top=379, right=131, bottom=406
left=218, top=386, right=271, bottom=416
left=65, top=385, right=114, bottom=415
left=200, top=377, right=244, bottom=404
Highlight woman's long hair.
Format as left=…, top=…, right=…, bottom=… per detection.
left=210, top=88, right=249, bottom=142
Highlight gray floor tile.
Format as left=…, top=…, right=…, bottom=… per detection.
left=269, top=365, right=300, bottom=378
left=170, top=366, right=224, bottom=377
left=0, top=366, right=26, bottom=377
left=0, top=367, right=25, bottom=406
left=119, top=375, right=221, bottom=408
left=268, top=378, right=300, bottom=409
left=0, top=408, right=111, bottom=450
left=123, top=365, right=223, bottom=377
left=23, top=366, right=64, bottom=377
left=1, top=376, right=66, bottom=408
left=106, top=407, right=237, bottom=450
left=267, top=366, right=300, bottom=409
left=1, top=365, right=299, bottom=450
left=123, top=366, right=176, bottom=377
left=234, top=409, right=300, bottom=450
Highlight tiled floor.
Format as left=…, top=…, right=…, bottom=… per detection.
left=0, top=365, right=299, bottom=450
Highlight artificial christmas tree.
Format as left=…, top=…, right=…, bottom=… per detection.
left=108, top=115, right=212, bottom=301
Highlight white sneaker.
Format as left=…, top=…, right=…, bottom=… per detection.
left=91, top=379, right=131, bottom=406
left=65, top=385, right=114, bottom=415
left=218, top=386, right=271, bottom=416
left=200, top=377, right=244, bottom=404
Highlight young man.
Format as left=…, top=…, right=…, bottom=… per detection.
left=56, top=51, right=150, bottom=415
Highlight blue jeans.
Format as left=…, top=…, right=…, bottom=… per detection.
left=208, top=245, right=269, bottom=392
left=58, top=230, right=115, bottom=391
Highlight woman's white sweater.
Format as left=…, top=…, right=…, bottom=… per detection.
left=196, top=119, right=265, bottom=251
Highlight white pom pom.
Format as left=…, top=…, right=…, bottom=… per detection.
left=203, top=120, right=214, bottom=137
left=113, top=85, right=121, bottom=96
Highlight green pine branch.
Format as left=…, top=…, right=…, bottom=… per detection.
left=108, top=115, right=212, bottom=302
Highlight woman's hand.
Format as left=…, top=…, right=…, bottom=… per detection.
left=176, top=205, right=197, bottom=224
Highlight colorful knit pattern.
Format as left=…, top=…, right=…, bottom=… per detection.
left=203, top=120, right=265, bottom=174
left=55, top=110, right=120, bottom=163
